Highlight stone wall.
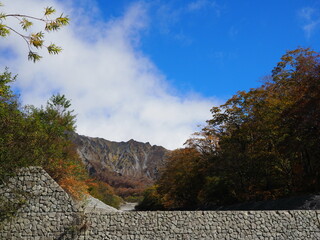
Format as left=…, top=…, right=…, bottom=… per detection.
left=0, top=167, right=82, bottom=239
left=84, top=210, right=320, bottom=239
left=1, top=167, right=320, bottom=239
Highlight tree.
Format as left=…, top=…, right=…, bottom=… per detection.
left=0, top=69, right=28, bottom=179
left=204, top=48, right=320, bottom=200
left=139, top=48, right=320, bottom=210
left=26, top=94, right=89, bottom=199
left=0, top=71, right=88, bottom=199
left=268, top=48, right=320, bottom=192
left=0, top=2, right=69, bottom=62
left=157, top=148, right=204, bottom=209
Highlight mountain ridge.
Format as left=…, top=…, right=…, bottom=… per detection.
left=70, top=132, right=169, bottom=197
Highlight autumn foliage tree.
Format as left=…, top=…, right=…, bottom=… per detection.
left=138, top=48, right=320, bottom=210
left=156, top=148, right=204, bottom=209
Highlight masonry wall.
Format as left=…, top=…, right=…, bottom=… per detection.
left=84, top=210, right=320, bottom=239
left=1, top=167, right=320, bottom=240
left=0, top=167, right=82, bottom=239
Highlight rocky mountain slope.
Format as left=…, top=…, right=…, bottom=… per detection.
left=71, top=133, right=169, bottom=181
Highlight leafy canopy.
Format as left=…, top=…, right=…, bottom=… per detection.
left=0, top=69, right=85, bottom=199
left=137, top=48, right=320, bottom=210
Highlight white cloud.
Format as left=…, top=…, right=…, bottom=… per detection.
left=187, top=0, right=208, bottom=11
left=0, top=0, right=218, bottom=150
left=298, top=7, right=320, bottom=39
left=187, top=0, right=213, bottom=12
left=186, top=0, right=220, bottom=17
left=154, top=0, right=220, bottom=42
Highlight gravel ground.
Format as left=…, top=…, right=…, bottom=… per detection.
left=119, top=202, right=138, bottom=211
left=82, top=196, right=119, bottom=212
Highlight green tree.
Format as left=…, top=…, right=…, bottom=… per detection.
left=26, top=94, right=89, bottom=199
left=0, top=71, right=88, bottom=199
left=0, top=69, right=27, bottom=179
left=0, top=2, right=69, bottom=62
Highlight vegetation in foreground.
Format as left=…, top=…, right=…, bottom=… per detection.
left=1, top=47, right=319, bottom=212
left=137, top=48, right=320, bottom=210
left=0, top=69, right=122, bottom=209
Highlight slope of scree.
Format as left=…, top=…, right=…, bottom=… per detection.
left=70, top=132, right=169, bottom=197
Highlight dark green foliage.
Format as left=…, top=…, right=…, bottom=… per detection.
left=88, top=180, right=123, bottom=209
left=0, top=70, right=85, bottom=196
left=124, top=195, right=143, bottom=203
left=135, top=186, right=165, bottom=211
left=0, top=69, right=41, bottom=179
left=0, top=69, right=121, bottom=212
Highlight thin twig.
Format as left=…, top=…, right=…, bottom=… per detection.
left=3, top=25, right=32, bottom=52
left=5, top=14, right=46, bottom=23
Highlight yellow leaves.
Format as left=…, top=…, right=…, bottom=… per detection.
left=0, top=24, right=9, bottom=36
left=29, top=32, right=44, bottom=48
left=20, top=18, right=33, bottom=31
left=0, top=5, right=69, bottom=62
left=47, top=44, right=62, bottom=55
left=45, top=13, right=69, bottom=32
left=155, top=148, right=205, bottom=209
left=55, top=14, right=69, bottom=27
left=44, top=7, right=56, bottom=16
left=28, top=52, right=42, bottom=63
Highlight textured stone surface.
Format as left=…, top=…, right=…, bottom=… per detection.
left=0, top=167, right=82, bottom=239
left=72, top=132, right=168, bottom=179
left=85, top=210, right=320, bottom=239
left=1, top=167, right=320, bottom=239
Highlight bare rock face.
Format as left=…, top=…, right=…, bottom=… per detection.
left=71, top=133, right=169, bottom=180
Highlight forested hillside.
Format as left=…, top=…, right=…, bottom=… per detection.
left=137, top=48, right=320, bottom=210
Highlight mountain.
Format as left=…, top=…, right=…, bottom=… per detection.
left=71, top=133, right=169, bottom=197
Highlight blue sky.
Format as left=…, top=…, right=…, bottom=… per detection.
left=0, top=0, right=320, bottom=149
left=95, top=0, right=320, bottom=99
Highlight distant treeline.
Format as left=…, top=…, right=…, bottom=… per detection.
left=137, top=48, right=320, bottom=210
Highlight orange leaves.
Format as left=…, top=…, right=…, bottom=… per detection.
left=45, top=157, right=89, bottom=200
left=58, top=176, right=88, bottom=200
left=42, top=140, right=90, bottom=200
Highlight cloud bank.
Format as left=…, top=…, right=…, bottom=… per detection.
left=0, top=0, right=217, bottom=149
